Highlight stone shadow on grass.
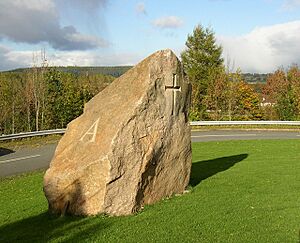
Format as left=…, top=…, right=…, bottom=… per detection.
left=0, top=211, right=110, bottom=242
left=189, top=154, right=248, bottom=187
left=0, top=148, right=14, bottom=157
left=0, top=180, right=110, bottom=242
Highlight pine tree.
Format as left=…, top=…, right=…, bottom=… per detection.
left=181, top=24, right=223, bottom=120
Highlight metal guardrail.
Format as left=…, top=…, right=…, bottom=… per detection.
left=0, top=129, right=66, bottom=141
left=191, top=121, right=300, bottom=126
left=1, top=121, right=300, bottom=141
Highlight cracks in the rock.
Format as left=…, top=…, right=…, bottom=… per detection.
left=134, top=141, right=163, bottom=210
left=107, top=172, right=124, bottom=185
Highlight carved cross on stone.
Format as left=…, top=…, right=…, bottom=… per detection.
left=165, top=74, right=181, bottom=115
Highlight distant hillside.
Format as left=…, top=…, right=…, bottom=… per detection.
left=242, top=73, right=269, bottom=83
left=5, top=67, right=269, bottom=83
left=9, top=66, right=133, bottom=78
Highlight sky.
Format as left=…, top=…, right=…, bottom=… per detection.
left=0, top=0, right=300, bottom=73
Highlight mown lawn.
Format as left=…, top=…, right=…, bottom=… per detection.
left=1, top=140, right=300, bottom=242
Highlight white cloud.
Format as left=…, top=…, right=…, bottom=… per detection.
left=152, top=16, right=184, bottom=29
left=0, top=46, right=143, bottom=71
left=0, top=0, right=108, bottom=51
left=0, top=45, right=48, bottom=70
left=48, top=51, right=142, bottom=67
left=136, top=2, right=147, bottom=15
left=0, top=45, right=22, bottom=70
left=282, top=0, right=300, bottom=10
left=218, top=21, right=300, bottom=73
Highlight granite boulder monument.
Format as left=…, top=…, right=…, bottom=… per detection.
left=43, top=49, right=192, bottom=216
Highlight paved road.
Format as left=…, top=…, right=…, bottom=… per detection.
left=0, top=143, right=57, bottom=178
left=1, top=130, right=300, bottom=178
left=191, top=129, right=300, bottom=142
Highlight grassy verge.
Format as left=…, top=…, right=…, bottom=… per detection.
left=1, top=140, right=300, bottom=242
left=0, top=135, right=62, bottom=150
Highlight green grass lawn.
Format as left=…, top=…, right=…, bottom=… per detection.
left=1, top=140, right=300, bottom=242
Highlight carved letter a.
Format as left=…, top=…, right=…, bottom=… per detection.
left=80, top=118, right=100, bottom=143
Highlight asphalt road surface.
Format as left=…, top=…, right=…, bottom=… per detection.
left=1, top=130, right=300, bottom=178
left=191, top=129, right=300, bottom=142
left=0, top=143, right=57, bottom=178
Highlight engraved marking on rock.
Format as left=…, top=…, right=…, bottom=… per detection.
left=165, top=74, right=181, bottom=115
left=80, top=118, right=100, bottom=142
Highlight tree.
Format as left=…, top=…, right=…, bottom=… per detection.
left=233, top=81, right=262, bottom=120
left=204, top=67, right=228, bottom=120
left=0, top=64, right=115, bottom=134
left=181, top=24, right=223, bottom=120
left=44, top=68, right=63, bottom=128
left=264, top=69, right=287, bottom=104
left=30, top=51, right=48, bottom=131
left=287, top=65, right=300, bottom=119
left=23, top=71, right=35, bottom=131
left=263, top=67, right=300, bottom=120
left=226, top=69, right=244, bottom=121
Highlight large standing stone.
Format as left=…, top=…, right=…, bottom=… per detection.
left=43, top=49, right=192, bottom=216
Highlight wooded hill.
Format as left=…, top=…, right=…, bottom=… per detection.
left=3, top=63, right=297, bottom=135
left=0, top=67, right=115, bottom=135
left=242, top=73, right=269, bottom=83
left=8, top=66, right=269, bottom=83
left=9, top=66, right=133, bottom=78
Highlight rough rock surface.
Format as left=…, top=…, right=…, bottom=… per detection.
left=43, top=49, right=192, bottom=216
